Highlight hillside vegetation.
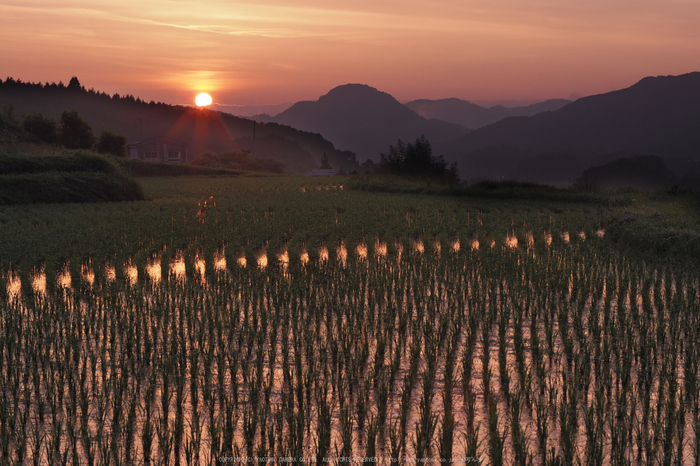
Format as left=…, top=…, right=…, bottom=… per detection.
left=0, top=144, right=144, bottom=204
left=0, top=77, right=361, bottom=173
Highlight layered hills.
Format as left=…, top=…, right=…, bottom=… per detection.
left=0, top=78, right=360, bottom=173
left=405, top=98, right=571, bottom=129
left=5, top=71, right=699, bottom=185
left=441, top=72, right=700, bottom=182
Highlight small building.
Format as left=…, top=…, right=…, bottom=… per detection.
left=305, top=168, right=345, bottom=176
left=128, top=136, right=187, bottom=163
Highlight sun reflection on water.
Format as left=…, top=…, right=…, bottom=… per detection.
left=6, top=272, right=21, bottom=300
left=125, top=263, right=138, bottom=285
left=169, top=256, right=186, bottom=280
left=146, top=259, right=162, bottom=283
left=58, top=269, right=72, bottom=289
left=105, top=265, right=116, bottom=282
left=319, top=247, right=329, bottom=263
left=336, top=243, right=348, bottom=266
left=214, top=251, right=227, bottom=271
left=81, top=264, right=95, bottom=286
left=32, top=271, right=46, bottom=296
left=375, top=241, right=387, bottom=257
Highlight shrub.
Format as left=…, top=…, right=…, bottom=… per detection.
left=60, top=110, right=95, bottom=149
left=23, top=113, right=57, bottom=144
left=96, top=130, right=128, bottom=157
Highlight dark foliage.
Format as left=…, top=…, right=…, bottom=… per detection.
left=59, top=109, right=95, bottom=149
left=96, top=130, right=128, bottom=157
left=22, top=113, right=57, bottom=144
left=378, top=136, right=458, bottom=183
left=320, top=152, right=331, bottom=169
left=0, top=108, right=26, bottom=144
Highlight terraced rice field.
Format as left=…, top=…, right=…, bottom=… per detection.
left=1, top=176, right=699, bottom=464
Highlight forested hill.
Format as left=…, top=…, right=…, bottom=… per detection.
left=0, top=78, right=361, bottom=173
left=431, top=71, right=700, bottom=184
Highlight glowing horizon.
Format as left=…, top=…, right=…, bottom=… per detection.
left=1, top=0, right=698, bottom=108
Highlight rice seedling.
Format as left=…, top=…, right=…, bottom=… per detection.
left=0, top=176, right=698, bottom=462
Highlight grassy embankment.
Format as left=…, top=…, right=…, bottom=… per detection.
left=0, top=142, right=279, bottom=205
left=0, top=144, right=144, bottom=204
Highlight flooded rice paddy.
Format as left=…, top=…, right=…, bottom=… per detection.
left=3, top=230, right=700, bottom=464
left=0, top=177, right=696, bottom=464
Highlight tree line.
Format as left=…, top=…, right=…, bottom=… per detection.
left=3, top=94, right=128, bottom=157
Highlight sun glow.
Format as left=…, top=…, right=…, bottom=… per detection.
left=195, top=93, right=213, bottom=107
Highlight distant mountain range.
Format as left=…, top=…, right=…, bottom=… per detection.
left=253, top=72, right=700, bottom=184
left=0, top=79, right=360, bottom=173
left=256, top=84, right=470, bottom=163
left=6, top=71, right=699, bottom=185
left=437, top=71, right=700, bottom=183
left=405, top=98, right=571, bottom=129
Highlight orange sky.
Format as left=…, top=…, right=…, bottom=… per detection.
left=1, top=0, right=699, bottom=108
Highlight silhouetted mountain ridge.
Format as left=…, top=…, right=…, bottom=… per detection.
left=260, top=84, right=470, bottom=162
left=434, top=72, right=700, bottom=184
left=445, top=72, right=700, bottom=159
left=405, top=98, right=571, bottom=129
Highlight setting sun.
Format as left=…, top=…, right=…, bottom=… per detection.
left=195, top=93, right=213, bottom=107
